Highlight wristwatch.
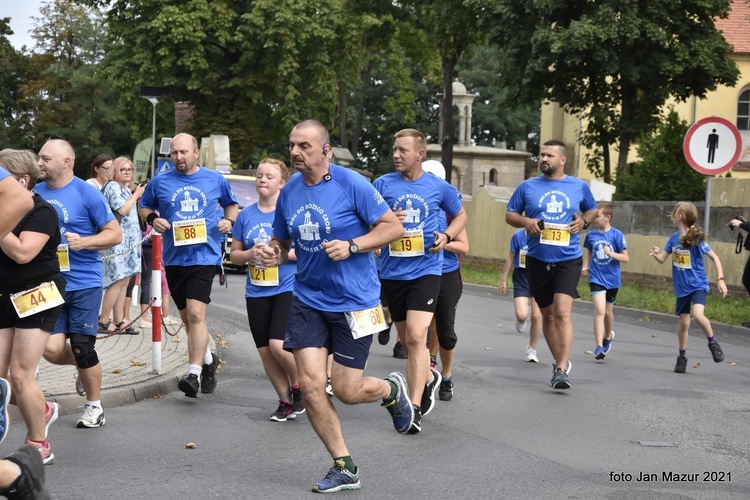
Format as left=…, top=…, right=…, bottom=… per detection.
left=583, top=219, right=590, bottom=230
left=348, top=239, right=359, bottom=255
left=223, top=217, right=235, bottom=227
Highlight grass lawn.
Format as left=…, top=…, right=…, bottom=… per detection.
left=463, top=264, right=749, bottom=326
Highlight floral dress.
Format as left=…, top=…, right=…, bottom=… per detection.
left=101, top=182, right=141, bottom=287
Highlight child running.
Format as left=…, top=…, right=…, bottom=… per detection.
left=499, top=228, right=542, bottom=363
left=649, top=202, right=727, bottom=373
left=582, top=203, right=628, bottom=360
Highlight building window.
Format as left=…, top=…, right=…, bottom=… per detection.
left=489, top=168, right=498, bottom=186
left=739, top=88, right=750, bottom=131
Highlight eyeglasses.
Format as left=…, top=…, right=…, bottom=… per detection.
left=97, top=165, right=111, bottom=170
left=120, top=168, right=134, bottom=173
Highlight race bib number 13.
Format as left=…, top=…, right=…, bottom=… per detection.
left=540, top=223, right=571, bottom=247
left=173, top=219, right=208, bottom=246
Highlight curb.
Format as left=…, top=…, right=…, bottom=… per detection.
left=463, top=282, right=750, bottom=340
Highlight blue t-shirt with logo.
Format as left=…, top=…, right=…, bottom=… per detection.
left=509, top=229, right=528, bottom=269
left=506, top=175, right=596, bottom=262
left=139, top=167, right=238, bottom=266
left=436, top=210, right=460, bottom=273
left=233, top=204, right=296, bottom=298
left=584, top=227, right=627, bottom=289
left=663, top=232, right=711, bottom=297
left=273, top=164, right=388, bottom=312
left=373, top=171, right=462, bottom=280
left=35, top=176, right=115, bottom=290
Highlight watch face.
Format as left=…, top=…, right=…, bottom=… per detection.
left=350, top=243, right=358, bottom=254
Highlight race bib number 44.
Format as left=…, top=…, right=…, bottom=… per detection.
left=540, top=223, right=571, bottom=247
left=11, top=281, right=65, bottom=318
left=173, top=219, right=208, bottom=246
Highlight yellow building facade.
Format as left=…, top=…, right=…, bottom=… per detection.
left=541, top=3, right=750, bottom=183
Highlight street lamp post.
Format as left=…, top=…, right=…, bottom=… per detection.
left=142, top=97, right=158, bottom=178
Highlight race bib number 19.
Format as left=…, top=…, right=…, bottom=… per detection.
left=173, top=219, right=208, bottom=246
left=390, top=228, right=425, bottom=257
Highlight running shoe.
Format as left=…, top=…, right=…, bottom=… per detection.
left=378, top=322, right=392, bottom=346
left=312, top=461, right=361, bottom=493
left=392, top=341, right=407, bottom=359
left=178, top=374, right=200, bottom=398
left=269, top=401, right=296, bottom=422
left=0, top=378, right=9, bottom=445
left=515, top=318, right=528, bottom=333
left=382, top=372, right=413, bottom=433
left=552, top=359, right=572, bottom=375
left=594, top=346, right=605, bottom=360
left=439, top=379, right=453, bottom=401
left=674, top=355, right=688, bottom=374
left=0, top=444, right=50, bottom=500
left=44, top=402, right=58, bottom=440
left=421, top=369, right=441, bottom=416
left=26, top=440, right=54, bottom=466
left=551, top=368, right=571, bottom=389
left=292, top=386, right=305, bottom=414
left=76, top=404, right=105, bottom=428
left=325, top=378, right=334, bottom=397
left=74, top=375, right=85, bottom=396
left=408, top=405, right=422, bottom=434
left=708, top=341, right=725, bottom=363
left=526, top=345, right=539, bottom=363
left=200, top=352, right=219, bottom=394
left=602, top=331, right=615, bottom=355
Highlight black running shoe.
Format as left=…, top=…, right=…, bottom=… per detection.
left=708, top=341, right=725, bottom=363
left=0, top=444, right=50, bottom=500
left=407, top=405, right=422, bottom=434
left=378, top=323, right=392, bottom=346
left=420, top=369, right=441, bottom=415
left=392, top=341, right=407, bottom=359
left=674, top=355, right=688, bottom=374
left=179, top=374, right=200, bottom=398
left=200, top=352, right=219, bottom=394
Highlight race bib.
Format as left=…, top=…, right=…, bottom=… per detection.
left=173, top=219, right=208, bottom=246
left=249, top=264, right=280, bottom=286
left=11, top=281, right=65, bottom=319
left=673, top=249, right=691, bottom=270
left=389, top=228, right=424, bottom=257
left=57, top=244, right=70, bottom=272
left=540, top=223, right=571, bottom=247
left=519, top=249, right=527, bottom=269
left=345, top=305, right=387, bottom=339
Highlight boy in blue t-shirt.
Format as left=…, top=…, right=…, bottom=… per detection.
left=582, top=203, right=629, bottom=360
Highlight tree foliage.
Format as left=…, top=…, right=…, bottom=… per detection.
left=485, top=0, right=740, bottom=185
left=615, top=110, right=706, bottom=201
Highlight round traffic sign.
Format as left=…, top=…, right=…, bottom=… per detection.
left=683, top=116, right=742, bottom=176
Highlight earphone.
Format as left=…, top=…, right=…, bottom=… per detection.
left=21, top=179, right=26, bottom=188
left=322, top=148, right=328, bottom=156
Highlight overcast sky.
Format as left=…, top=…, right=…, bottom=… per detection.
left=4, top=0, right=43, bottom=51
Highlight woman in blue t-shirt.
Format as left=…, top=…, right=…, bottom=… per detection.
left=649, top=202, right=728, bottom=374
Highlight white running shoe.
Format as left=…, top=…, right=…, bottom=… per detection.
left=76, top=404, right=105, bottom=428
left=515, top=319, right=528, bottom=333
left=525, top=345, right=539, bottom=363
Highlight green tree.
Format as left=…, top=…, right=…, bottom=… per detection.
left=0, top=18, right=29, bottom=147
left=484, top=0, right=739, bottom=185
left=615, top=110, right=705, bottom=201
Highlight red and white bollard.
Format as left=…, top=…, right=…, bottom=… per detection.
left=151, top=231, right=163, bottom=374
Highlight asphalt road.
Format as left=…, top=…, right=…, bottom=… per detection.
left=24, top=274, right=750, bottom=499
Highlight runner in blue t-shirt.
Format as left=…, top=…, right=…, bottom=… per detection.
left=36, top=139, right=122, bottom=429
left=506, top=139, right=597, bottom=390
left=373, top=129, right=467, bottom=433
left=139, top=133, right=238, bottom=399
left=650, top=202, right=727, bottom=373
left=582, top=203, right=629, bottom=360
left=255, top=120, right=411, bottom=493
left=499, top=228, right=543, bottom=363
left=421, top=161, right=468, bottom=404
left=229, top=158, right=302, bottom=422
